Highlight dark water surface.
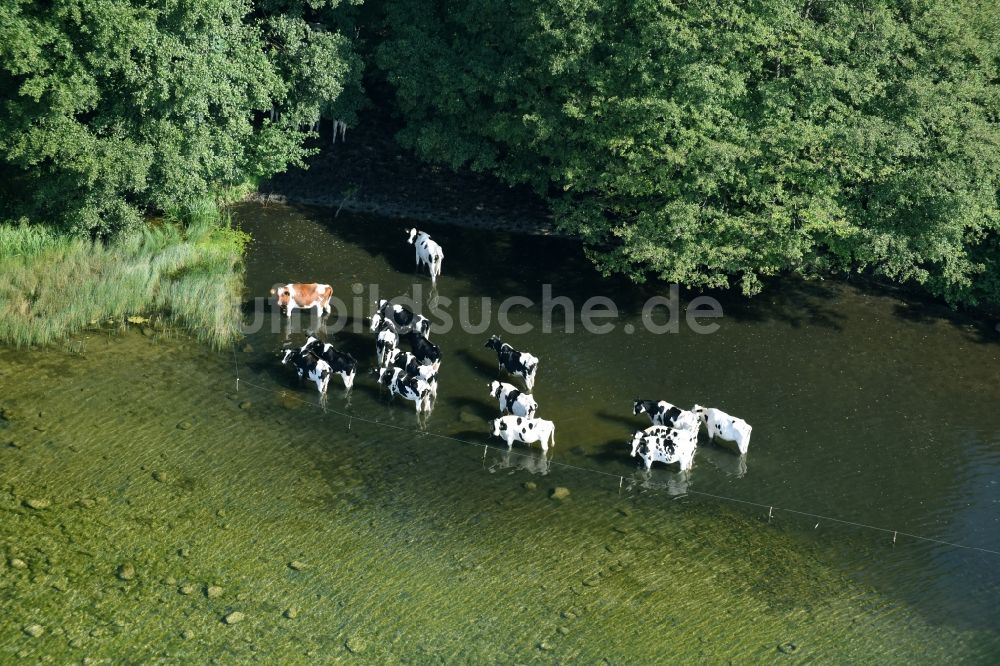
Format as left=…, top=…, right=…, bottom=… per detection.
left=1, top=201, right=998, bottom=662
left=237, top=203, right=1000, bottom=626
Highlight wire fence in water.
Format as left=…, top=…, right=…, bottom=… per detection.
left=232, top=350, right=1000, bottom=558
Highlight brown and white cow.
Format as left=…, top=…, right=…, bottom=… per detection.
left=270, top=283, right=333, bottom=318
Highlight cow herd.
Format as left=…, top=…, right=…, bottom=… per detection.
left=273, top=227, right=752, bottom=473
left=629, top=400, right=752, bottom=471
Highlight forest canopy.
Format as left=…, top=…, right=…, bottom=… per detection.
left=0, top=0, right=362, bottom=237
left=377, top=0, right=1000, bottom=307
left=1, top=0, right=998, bottom=307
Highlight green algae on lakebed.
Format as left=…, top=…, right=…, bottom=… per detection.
left=1, top=330, right=996, bottom=663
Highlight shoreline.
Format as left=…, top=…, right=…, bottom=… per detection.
left=244, top=190, right=563, bottom=236
left=251, top=111, right=561, bottom=236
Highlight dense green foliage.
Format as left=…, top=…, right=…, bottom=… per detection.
left=2, top=0, right=997, bottom=309
left=0, top=0, right=363, bottom=238
left=377, top=0, right=1000, bottom=306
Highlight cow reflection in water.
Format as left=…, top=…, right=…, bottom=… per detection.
left=625, top=468, right=691, bottom=497
left=698, top=446, right=748, bottom=478
left=488, top=447, right=551, bottom=477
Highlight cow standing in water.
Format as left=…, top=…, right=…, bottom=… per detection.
left=488, top=381, right=538, bottom=418
left=374, top=319, right=399, bottom=367
left=370, top=299, right=432, bottom=338
left=484, top=335, right=539, bottom=390
left=374, top=366, right=435, bottom=415
left=271, top=283, right=333, bottom=318
left=407, top=228, right=443, bottom=284
left=490, top=415, right=556, bottom=454
left=280, top=348, right=333, bottom=400
left=693, top=404, right=752, bottom=455
left=633, top=400, right=700, bottom=431
left=299, top=336, right=357, bottom=390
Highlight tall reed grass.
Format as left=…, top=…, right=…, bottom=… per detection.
left=0, top=210, right=248, bottom=349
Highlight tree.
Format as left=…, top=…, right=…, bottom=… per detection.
left=377, top=0, right=1000, bottom=306
left=0, top=0, right=364, bottom=238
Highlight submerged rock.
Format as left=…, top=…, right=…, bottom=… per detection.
left=206, top=585, right=224, bottom=599
left=458, top=409, right=480, bottom=424
left=778, top=641, right=800, bottom=654
left=152, top=470, right=169, bottom=483
left=275, top=392, right=302, bottom=411
left=23, top=624, right=44, bottom=638
left=345, top=635, right=366, bottom=653
left=179, top=583, right=196, bottom=595
left=182, top=629, right=194, bottom=640
left=24, top=498, right=51, bottom=510
left=549, top=487, right=570, bottom=501
left=288, top=560, right=307, bottom=571
left=223, top=611, right=245, bottom=625
left=117, top=563, right=136, bottom=581
left=1, top=406, right=22, bottom=422
left=177, top=421, right=192, bottom=430
left=284, top=607, right=299, bottom=619
left=10, top=558, right=28, bottom=570
left=523, top=481, right=537, bottom=491
left=239, top=401, right=252, bottom=410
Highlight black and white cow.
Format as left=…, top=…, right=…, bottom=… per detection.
left=370, top=299, right=432, bottom=338
left=400, top=329, right=441, bottom=370
left=484, top=335, right=538, bottom=390
left=375, top=319, right=399, bottom=367
left=488, top=381, right=538, bottom=418
left=407, top=228, right=443, bottom=284
left=300, top=336, right=357, bottom=389
left=281, top=348, right=332, bottom=398
left=375, top=366, right=434, bottom=414
left=384, top=348, right=439, bottom=392
left=630, top=425, right=697, bottom=471
left=633, top=400, right=699, bottom=431
left=692, top=404, right=752, bottom=455
left=629, top=425, right=695, bottom=457
left=490, top=415, right=556, bottom=454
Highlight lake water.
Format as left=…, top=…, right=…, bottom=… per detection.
left=1, top=201, right=998, bottom=662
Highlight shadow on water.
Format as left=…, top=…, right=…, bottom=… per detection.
left=453, top=348, right=498, bottom=382
left=441, top=395, right=497, bottom=421
left=708, top=277, right=848, bottom=331
left=594, top=410, right=646, bottom=431
left=891, top=298, right=1000, bottom=346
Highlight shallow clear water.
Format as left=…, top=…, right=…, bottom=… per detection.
left=1, top=201, right=998, bottom=662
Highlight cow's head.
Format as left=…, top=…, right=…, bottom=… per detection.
left=280, top=349, right=297, bottom=365
left=692, top=404, right=708, bottom=424
left=407, top=228, right=418, bottom=245
left=629, top=430, right=645, bottom=457
left=489, top=380, right=502, bottom=398
left=369, top=312, right=383, bottom=332
left=484, top=334, right=501, bottom=351
left=270, top=286, right=291, bottom=308
left=632, top=400, right=645, bottom=416
left=491, top=418, right=506, bottom=437
left=340, top=369, right=356, bottom=390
